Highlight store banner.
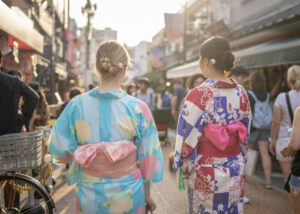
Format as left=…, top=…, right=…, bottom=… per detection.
left=151, top=47, right=164, bottom=68
left=65, top=30, right=82, bottom=68
left=65, top=29, right=76, bottom=66
left=164, top=13, right=184, bottom=44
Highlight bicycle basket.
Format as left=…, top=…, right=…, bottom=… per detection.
left=0, top=131, right=43, bottom=171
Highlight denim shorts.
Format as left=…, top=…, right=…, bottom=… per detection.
left=248, top=129, right=270, bottom=144
left=289, top=174, right=300, bottom=191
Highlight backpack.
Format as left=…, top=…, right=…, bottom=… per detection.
left=161, top=93, right=171, bottom=108
left=248, top=90, right=272, bottom=129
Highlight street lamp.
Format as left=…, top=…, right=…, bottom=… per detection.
left=82, top=0, right=97, bottom=89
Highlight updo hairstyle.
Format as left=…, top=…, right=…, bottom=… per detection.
left=287, top=65, right=300, bottom=91
left=96, top=41, right=130, bottom=79
left=199, top=36, right=235, bottom=72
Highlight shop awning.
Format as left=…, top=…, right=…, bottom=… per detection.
left=55, top=63, right=67, bottom=79
left=0, top=1, right=44, bottom=53
left=166, top=60, right=201, bottom=79
left=235, top=38, right=300, bottom=69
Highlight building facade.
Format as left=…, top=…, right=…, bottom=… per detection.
left=157, top=0, right=300, bottom=79
left=76, top=27, right=117, bottom=88
left=0, top=0, right=71, bottom=104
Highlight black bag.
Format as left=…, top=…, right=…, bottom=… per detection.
left=284, top=93, right=294, bottom=193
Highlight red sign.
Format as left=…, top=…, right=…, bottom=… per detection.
left=164, top=13, right=184, bottom=44
left=8, top=35, right=32, bottom=50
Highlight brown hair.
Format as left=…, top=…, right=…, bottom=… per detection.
left=185, top=73, right=205, bottom=89
left=199, top=36, right=235, bottom=72
left=126, top=83, right=136, bottom=94
left=287, top=65, right=300, bottom=91
left=96, top=41, right=130, bottom=79
left=249, top=70, right=266, bottom=92
left=69, top=87, right=82, bottom=99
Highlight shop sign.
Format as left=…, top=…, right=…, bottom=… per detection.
left=0, top=36, right=12, bottom=55
left=12, top=40, right=19, bottom=64
left=55, top=63, right=67, bottom=79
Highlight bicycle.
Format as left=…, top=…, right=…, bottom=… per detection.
left=0, top=131, right=55, bottom=214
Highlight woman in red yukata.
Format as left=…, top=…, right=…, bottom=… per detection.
left=174, top=36, right=252, bottom=214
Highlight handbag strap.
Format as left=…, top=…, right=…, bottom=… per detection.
left=285, top=93, right=294, bottom=124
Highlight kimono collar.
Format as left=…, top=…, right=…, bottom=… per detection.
left=88, top=88, right=127, bottom=99
left=205, top=78, right=237, bottom=89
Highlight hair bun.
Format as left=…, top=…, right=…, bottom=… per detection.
left=100, top=57, right=112, bottom=72
left=221, top=50, right=234, bottom=71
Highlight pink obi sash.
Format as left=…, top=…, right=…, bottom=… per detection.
left=197, top=122, right=247, bottom=158
left=74, top=140, right=141, bottom=179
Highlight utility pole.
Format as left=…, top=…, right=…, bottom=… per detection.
left=183, top=0, right=187, bottom=63
left=82, top=0, right=97, bottom=89
left=85, top=7, right=91, bottom=72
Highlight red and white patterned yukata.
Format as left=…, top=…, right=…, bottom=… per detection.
left=174, top=78, right=251, bottom=214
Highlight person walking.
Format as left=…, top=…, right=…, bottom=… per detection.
left=231, top=65, right=249, bottom=86
left=281, top=106, right=300, bottom=214
left=59, top=87, right=82, bottom=115
left=0, top=52, right=39, bottom=207
left=48, top=41, right=163, bottom=214
left=269, top=65, right=300, bottom=206
left=28, top=82, right=49, bottom=130
left=135, top=77, right=155, bottom=111
left=171, top=79, right=186, bottom=127
left=185, top=73, right=206, bottom=90
left=154, top=83, right=171, bottom=110
left=0, top=54, right=39, bottom=135
left=174, top=36, right=251, bottom=214
left=230, top=65, right=252, bottom=204
left=247, top=70, right=273, bottom=188
left=126, top=83, right=137, bottom=96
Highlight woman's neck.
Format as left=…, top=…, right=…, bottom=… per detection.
left=98, top=78, right=121, bottom=92
left=209, top=69, right=231, bottom=82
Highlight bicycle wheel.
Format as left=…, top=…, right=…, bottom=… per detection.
left=0, top=172, right=55, bottom=214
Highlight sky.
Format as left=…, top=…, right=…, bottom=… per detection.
left=70, top=0, right=184, bottom=46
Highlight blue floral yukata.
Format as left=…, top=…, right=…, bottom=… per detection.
left=48, top=88, right=163, bottom=214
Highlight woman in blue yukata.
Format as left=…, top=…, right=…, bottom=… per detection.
left=174, top=37, right=251, bottom=214
left=48, top=41, right=163, bottom=214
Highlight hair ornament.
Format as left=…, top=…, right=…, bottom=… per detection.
left=118, top=63, right=124, bottom=69
left=210, top=58, right=216, bottom=64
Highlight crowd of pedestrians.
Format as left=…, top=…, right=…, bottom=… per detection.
left=2, top=35, right=300, bottom=213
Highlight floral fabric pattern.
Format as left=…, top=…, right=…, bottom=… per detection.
left=48, top=88, right=163, bottom=213
left=174, top=79, right=251, bottom=214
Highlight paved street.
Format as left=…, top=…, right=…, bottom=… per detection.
left=52, top=139, right=290, bottom=214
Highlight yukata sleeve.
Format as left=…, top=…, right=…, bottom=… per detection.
left=136, top=101, right=163, bottom=184
left=47, top=101, right=78, bottom=164
left=173, top=87, right=210, bottom=177
left=240, top=87, right=252, bottom=161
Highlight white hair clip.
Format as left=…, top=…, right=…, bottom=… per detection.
left=210, top=58, right=216, bottom=64
left=118, top=63, right=124, bottom=69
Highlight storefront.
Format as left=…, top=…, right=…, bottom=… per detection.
left=235, top=38, right=300, bottom=69
left=0, top=1, right=44, bottom=82
left=0, top=1, right=44, bottom=53
left=166, top=60, right=201, bottom=79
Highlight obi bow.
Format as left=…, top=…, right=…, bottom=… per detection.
left=74, top=140, right=136, bottom=168
left=203, top=121, right=247, bottom=151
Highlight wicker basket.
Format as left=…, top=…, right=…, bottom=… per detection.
left=0, top=131, right=43, bottom=172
